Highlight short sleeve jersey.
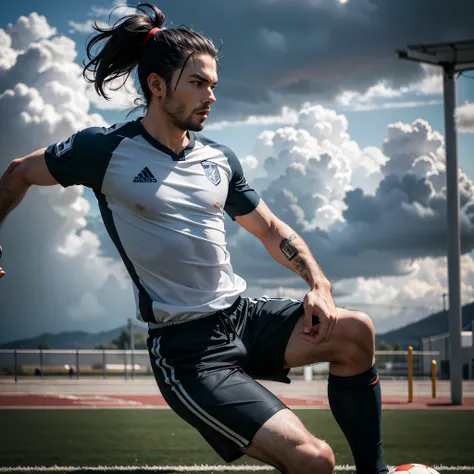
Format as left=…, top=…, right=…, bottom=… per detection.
left=44, top=119, right=260, bottom=327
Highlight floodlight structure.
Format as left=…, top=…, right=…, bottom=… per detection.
left=396, top=39, right=474, bottom=405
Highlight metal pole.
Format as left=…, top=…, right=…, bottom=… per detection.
left=432, top=360, right=437, bottom=399
left=303, top=366, right=313, bottom=382
left=129, top=318, right=135, bottom=380
left=76, top=349, right=80, bottom=380
left=443, top=68, right=463, bottom=405
left=124, top=342, right=128, bottom=380
left=14, top=349, right=18, bottom=383
left=102, top=349, right=106, bottom=379
left=39, top=348, right=44, bottom=379
left=407, top=346, right=414, bottom=403
left=471, top=321, right=474, bottom=380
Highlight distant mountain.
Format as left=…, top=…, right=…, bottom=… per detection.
left=0, top=325, right=148, bottom=350
left=376, top=302, right=474, bottom=349
left=2, top=302, right=473, bottom=350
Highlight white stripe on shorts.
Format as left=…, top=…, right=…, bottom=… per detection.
left=151, top=336, right=249, bottom=448
left=256, top=295, right=300, bottom=304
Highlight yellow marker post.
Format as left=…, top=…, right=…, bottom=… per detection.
left=408, top=346, right=413, bottom=403
left=432, top=360, right=437, bottom=399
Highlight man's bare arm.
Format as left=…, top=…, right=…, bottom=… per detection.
left=0, top=148, right=57, bottom=227
left=235, top=200, right=330, bottom=291
left=262, top=223, right=330, bottom=292
left=236, top=200, right=338, bottom=341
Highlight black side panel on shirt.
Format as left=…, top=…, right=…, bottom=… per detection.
left=196, top=134, right=260, bottom=220
left=95, top=192, right=155, bottom=323
left=45, top=120, right=155, bottom=322
left=44, top=121, right=140, bottom=189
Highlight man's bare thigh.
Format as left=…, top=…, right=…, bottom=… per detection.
left=283, top=307, right=375, bottom=375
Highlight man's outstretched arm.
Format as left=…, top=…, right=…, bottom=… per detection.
left=235, top=199, right=338, bottom=344
left=0, top=148, right=57, bottom=278
left=0, top=148, right=57, bottom=225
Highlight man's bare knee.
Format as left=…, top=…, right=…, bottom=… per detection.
left=242, top=409, right=335, bottom=474
left=289, top=438, right=335, bottom=474
left=247, top=436, right=335, bottom=474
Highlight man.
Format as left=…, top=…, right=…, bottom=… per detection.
left=0, top=5, right=388, bottom=473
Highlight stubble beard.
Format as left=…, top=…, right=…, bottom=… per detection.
left=163, top=94, right=204, bottom=132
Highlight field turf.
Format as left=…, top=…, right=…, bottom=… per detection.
left=1, top=409, right=473, bottom=473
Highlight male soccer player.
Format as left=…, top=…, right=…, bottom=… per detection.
left=0, top=4, right=388, bottom=473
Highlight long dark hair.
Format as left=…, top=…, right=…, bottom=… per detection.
left=83, top=3, right=219, bottom=107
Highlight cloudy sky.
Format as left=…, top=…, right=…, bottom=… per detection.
left=1, top=0, right=474, bottom=344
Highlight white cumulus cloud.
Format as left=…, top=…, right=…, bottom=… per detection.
left=206, top=106, right=298, bottom=131
left=456, top=102, right=474, bottom=133
left=68, top=0, right=139, bottom=35
left=0, top=13, right=135, bottom=344
left=336, top=65, right=443, bottom=112
left=228, top=104, right=474, bottom=331
left=86, top=75, right=139, bottom=111
left=1, top=12, right=473, bottom=344
left=5, top=12, right=56, bottom=50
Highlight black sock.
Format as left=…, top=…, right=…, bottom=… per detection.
left=328, top=364, right=388, bottom=474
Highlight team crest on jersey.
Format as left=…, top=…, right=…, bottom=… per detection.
left=55, top=134, right=76, bottom=156
left=201, top=161, right=221, bottom=186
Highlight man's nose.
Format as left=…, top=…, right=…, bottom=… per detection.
left=205, top=88, right=217, bottom=104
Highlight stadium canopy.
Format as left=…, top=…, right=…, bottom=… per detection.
left=397, top=39, right=474, bottom=72
left=396, top=39, right=474, bottom=406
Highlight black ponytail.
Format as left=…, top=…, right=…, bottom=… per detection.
left=83, top=3, right=219, bottom=106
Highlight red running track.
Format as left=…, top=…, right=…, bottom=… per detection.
left=1, top=393, right=473, bottom=409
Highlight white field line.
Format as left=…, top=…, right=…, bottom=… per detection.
left=0, top=467, right=273, bottom=472
left=0, top=406, right=168, bottom=410
left=0, top=466, right=473, bottom=472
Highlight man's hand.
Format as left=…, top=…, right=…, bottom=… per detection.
left=0, top=246, right=4, bottom=279
left=298, top=284, right=338, bottom=345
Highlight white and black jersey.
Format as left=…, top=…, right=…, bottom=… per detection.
left=45, top=118, right=260, bottom=327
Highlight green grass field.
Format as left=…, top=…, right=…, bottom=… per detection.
left=1, top=409, right=473, bottom=473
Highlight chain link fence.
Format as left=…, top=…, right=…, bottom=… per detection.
left=0, top=348, right=441, bottom=381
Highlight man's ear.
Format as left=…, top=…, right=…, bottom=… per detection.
left=147, top=73, right=166, bottom=99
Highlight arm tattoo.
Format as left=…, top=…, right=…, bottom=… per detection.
left=280, top=233, right=299, bottom=261
left=294, top=257, right=311, bottom=285
left=279, top=233, right=314, bottom=287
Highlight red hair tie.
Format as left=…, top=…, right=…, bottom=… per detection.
left=143, top=27, right=160, bottom=45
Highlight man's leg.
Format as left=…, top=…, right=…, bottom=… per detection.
left=147, top=305, right=334, bottom=470
left=242, top=408, right=335, bottom=474
left=149, top=331, right=335, bottom=473
left=284, top=308, right=388, bottom=474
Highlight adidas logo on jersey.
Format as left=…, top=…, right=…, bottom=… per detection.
left=133, top=167, right=157, bottom=183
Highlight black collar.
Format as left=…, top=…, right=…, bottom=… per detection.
left=137, top=118, right=195, bottom=162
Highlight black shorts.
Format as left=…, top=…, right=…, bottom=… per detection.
left=147, top=295, right=303, bottom=463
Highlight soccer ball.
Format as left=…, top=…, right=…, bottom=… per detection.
left=389, top=464, right=440, bottom=474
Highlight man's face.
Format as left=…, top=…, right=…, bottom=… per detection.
left=162, top=54, right=218, bottom=132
